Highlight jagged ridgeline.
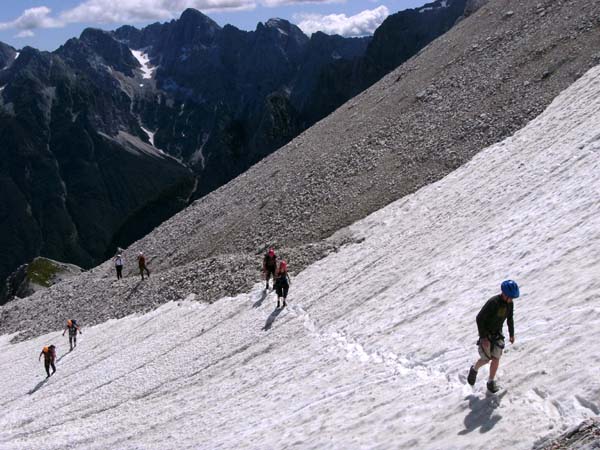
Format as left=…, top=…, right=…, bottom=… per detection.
left=0, top=0, right=467, bottom=288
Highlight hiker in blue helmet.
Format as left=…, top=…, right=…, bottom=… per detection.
left=467, top=280, right=520, bottom=393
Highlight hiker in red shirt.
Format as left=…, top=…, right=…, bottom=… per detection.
left=262, top=248, right=277, bottom=290
left=137, top=251, right=150, bottom=280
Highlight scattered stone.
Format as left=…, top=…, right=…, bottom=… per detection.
left=536, top=419, right=600, bottom=449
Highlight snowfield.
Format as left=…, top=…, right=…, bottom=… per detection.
left=130, top=49, right=156, bottom=79
left=1, top=64, right=600, bottom=449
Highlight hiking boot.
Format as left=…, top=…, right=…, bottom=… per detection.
left=467, top=366, right=477, bottom=386
left=282, top=301, right=287, bottom=308
left=487, top=380, right=499, bottom=393
left=276, top=301, right=280, bottom=308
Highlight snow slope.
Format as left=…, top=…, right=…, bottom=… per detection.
left=1, top=64, right=600, bottom=449
left=130, top=49, right=156, bottom=79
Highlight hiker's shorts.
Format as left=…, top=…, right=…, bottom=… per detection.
left=275, top=284, right=289, bottom=299
left=478, top=338, right=504, bottom=362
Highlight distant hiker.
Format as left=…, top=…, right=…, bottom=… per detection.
left=263, top=248, right=277, bottom=290
left=274, top=260, right=291, bottom=309
left=467, top=280, right=520, bottom=393
left=39, top=345, right=57, bottom=378
left=114, top=253, right=124, bottom=279
left=62, top=319, right=81, bottom=351
left=137, top=251, right=150, bottom=280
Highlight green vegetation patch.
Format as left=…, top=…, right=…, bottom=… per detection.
left=26, top=258, right=60, bottom=288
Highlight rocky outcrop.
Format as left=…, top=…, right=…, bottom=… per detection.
left=535, top=419, right=600, bottom=449
left=464, top=0, right=490, bottom=17
left=0, top=257, right=83, bottom=305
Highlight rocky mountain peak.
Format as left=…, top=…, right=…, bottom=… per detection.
left=177, top=8, right=221, bottom=40
left=265, top=17, right=309, bottom=46
left=6, top=46, right=50, bottom=75
left=77, top=27, right=139, bottom=75
left=0, top=41, right=17, bottom=69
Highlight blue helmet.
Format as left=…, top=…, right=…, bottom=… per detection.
left=501, top=280, right=520, bottom=298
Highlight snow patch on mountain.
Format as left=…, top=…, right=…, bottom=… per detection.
left=130, top=49, right=156, bottom=79
left=141, top=126, right=155, bottom=147
left=191, top=133, right=210, bottom=169
left=420, top=0, right=450, bottom=13
left=99, top=131, right=168, bottom=160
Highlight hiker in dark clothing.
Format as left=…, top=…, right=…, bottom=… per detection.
left=263, top=248, right=277, bottom=290
left=274, top=260, right=291, bottom=308
left=114, top=253, right=124, bottom=279
left=39, top=345, right=57, bottom=377
left=137, top=251, right=150, bottom=280
left=467, top=280, right=520, bottom=393
left=62, top=319, right=81, bottom=351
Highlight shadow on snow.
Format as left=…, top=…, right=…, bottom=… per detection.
left=458, top=391, right=506, bottom=435
left=253, top=289, right=268, bottom=308
left=27, top=378, right=50, bottom=395
left=263, top=307, right=283, bottom=331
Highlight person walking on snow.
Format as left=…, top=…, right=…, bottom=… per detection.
left=114, top=253, right=124, bottom=280
left=263, top=248, right=277, bottom=290
left=274, top=260, right=291, bottom=309
left=39, top=345, right=57, bottom=377
left=137, top=251, right=150, bottom=280
left=467, top=280, right=520, bottom=393
left=62, top=319, right=81, bottom=351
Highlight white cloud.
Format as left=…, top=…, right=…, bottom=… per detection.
left=0, top=6, right=63, bottom=32
left=295, top=5, right=389, bottom=37
left=15, top=30, right=36, bottom=38
left=59, top=0, right=256, bottom=24
left=0, top=0, right=364, bottom=34
left=261, top=0, right=344, bottom=6
left=0, top=1, right=257, bottom=32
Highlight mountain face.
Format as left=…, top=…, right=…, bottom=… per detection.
left=112, top=11, right=370, bottom=196
left=0, top=42, right=17, bottom=69
left=0, top=45, right=196, bottom=284
left=305, top=0, right=469, bottom=120
left=0, top=2, right=468, bottom=284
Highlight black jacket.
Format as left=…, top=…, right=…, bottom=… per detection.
left=263, top=254, right=276, bottom=270
left=476, top=294, right=514, bottom=338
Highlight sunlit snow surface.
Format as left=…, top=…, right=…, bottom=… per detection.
left=131, top=49, right=156, bottom=79
left=141, top=126, right=156, bottom=146
left=1, top=65, right=600, bottom=449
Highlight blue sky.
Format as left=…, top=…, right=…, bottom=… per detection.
left=0, top=0, right=430, bottom=51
